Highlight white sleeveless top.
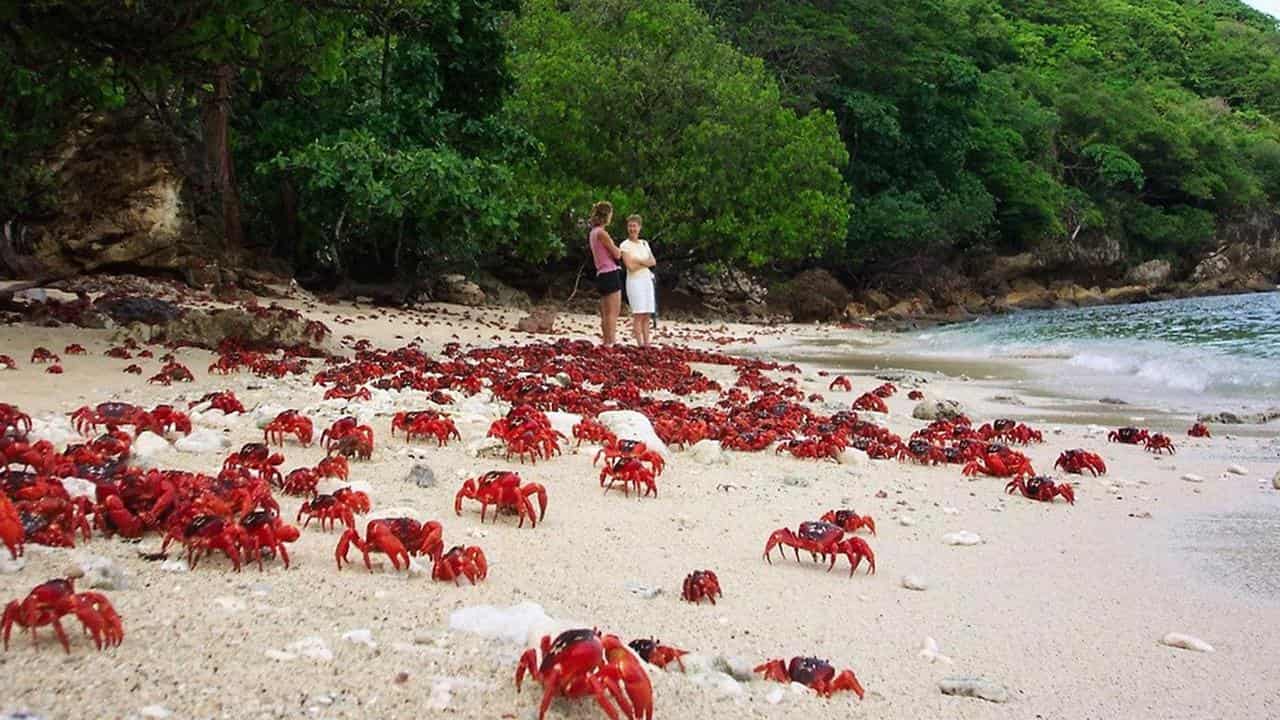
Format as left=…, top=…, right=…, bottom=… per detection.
left=619, top=239, right=653, bottom=280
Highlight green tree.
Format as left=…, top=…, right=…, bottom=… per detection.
left=507, top=0, right=850, bottom=268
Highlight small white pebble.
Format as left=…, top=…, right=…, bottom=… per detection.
left=942, top=531, right=982, bottom=546
left=1226, top=464, right=1248, bottom=476
left=1181, top=474, right=1204, bottom=483
left=901, top=575, right=928, bottom=591
left=1161, top=632, right=1213, bottom=652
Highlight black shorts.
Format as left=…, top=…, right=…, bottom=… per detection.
left=595, top=268, right=623, bottom=295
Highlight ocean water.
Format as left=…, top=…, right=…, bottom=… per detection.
left=905, top=291, right=1280, bottom=412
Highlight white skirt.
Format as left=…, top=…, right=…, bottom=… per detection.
left=626, top=271, right=656, bottom=314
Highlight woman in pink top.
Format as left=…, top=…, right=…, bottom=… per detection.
left=588, top=201, right=623, bottom=346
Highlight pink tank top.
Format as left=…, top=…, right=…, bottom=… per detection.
left=589, top=226, right=618, bottom=274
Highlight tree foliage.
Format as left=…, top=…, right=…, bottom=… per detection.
left=4, top=0, right=1280, bottom=285
left=699, top=0, right=1280, bottom=272
left=506, top=0, right=850, bottom=267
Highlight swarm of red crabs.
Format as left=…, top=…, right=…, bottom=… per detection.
left=1, top=309, right=1112, bottom=711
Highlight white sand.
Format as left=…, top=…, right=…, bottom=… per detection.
left=1, top=289, right=1278, bottom=720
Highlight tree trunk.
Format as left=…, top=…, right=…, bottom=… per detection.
left=203, top=64, right=244, bottom=248
left=279, top=175, right=299, bottom=259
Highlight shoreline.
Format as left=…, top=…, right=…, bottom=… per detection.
left=0, top=283, right=1277, bottom=720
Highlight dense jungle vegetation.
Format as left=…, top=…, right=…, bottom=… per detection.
left=3, top=0, right=1279, bottom=286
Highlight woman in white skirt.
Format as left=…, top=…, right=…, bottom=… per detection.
left=619, top=214, right=657, bottom=347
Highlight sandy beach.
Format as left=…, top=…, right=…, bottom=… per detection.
left=2, top=286, right=1278, bottom=720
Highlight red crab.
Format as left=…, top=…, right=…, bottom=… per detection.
left=297, top=487, right=370, bottom=530
left=335, top=518, right=443, bottom=571
left=70, top=403, right=159, bottom=436
left=681, top=570, right=722, bottom=605
left=263, top=410, right=313, bottom=446
left=222, top=443, right=284, bottom=485
left=315, top=455, right=349, bottom=481
left=896, top=438, right=946, bottom=465
left=238, top=509, right=301, bottom=569
left=755, top=656, right=864, bottom=699
left=962, top=444, right=1034, bottom=478
left=0, top=495, right=23, bottom=559
left=516, top=629, right=653, bottom=720
left=572, top=418, right=618, bottom=447
left=30, top=347, right=59, bottom=364
left=907, top=389, right=924, bottom=400
left=322, top=417, right=374, bottom=451
left=45, top=364, right=63, bottom=374
left=1006, top=475, right=1075, bottom=504
left=104, top=347, right=132, bottom=359
left=390, top=411, right=460, bottom=446
left=763, top=521, right=876, bottom=576
left=1054, top=449, right=1107, bottom=476
left=189, top=391, right=245, bottom=415
left=63, top=344, right=86, bottom=356
left=978, top=419, right=1043, bottom=444
left=148, top=405, right=192, bottom=436
left=431, top=545, right=488, bottom=585
left=628, top=637, right=688, bottom=672
left=323, top=385, right=372, bottom=402
left=2, top=578, right=124, bottom=653
left=775, top=436, right=843, bottom=462
left=871, top=382, right=897, bottom=398
left=280, top=468, right=321, bottom=497
left=123, top=364, right=142, bottom=375
left=1108, top=427, right=1149, bottom=445
left=1187, top=422, right=1211, bottom=438
left=852, top=392, right=887, bottom=413
left=828, top=376, right=852, bottom=392
left=0, top=355, right=16, bottom=370
left=148, top=362, right=194, bottom=385
left=819, top=509, right=877, bottom=536
left=160, top=515, right=246, bottom=571
left=454, top=471, right=548, bottom=528
left=487, top=405, right=564, bottom=464
left=1144, top=433, right=1176, bottom=454
left=1, top=403, right=32, bottom=438
left=594, top=439, right=665, bottom=476
left=599, top=458, right=658, bottom=498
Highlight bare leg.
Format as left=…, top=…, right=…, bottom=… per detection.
left=602, top=292, right=621, bottom=346
left=631, top=315, right=644, bottom=345
left=636, top=313, right=651, bottom=346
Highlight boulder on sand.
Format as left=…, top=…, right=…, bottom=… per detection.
left=515, top=307, right=558, bottom=334
left=597, top=411, right=670, bottom=457
left=435, top=274, right=485, bottom=306
left=912, top=398, right=967, bottom=421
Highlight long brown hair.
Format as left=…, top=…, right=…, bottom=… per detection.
left=589, top=201, right=613, bottom=227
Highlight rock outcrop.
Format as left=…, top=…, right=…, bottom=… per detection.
left=1125, top=259, right=1173, bottom=287
left=663, top=267, right=769, bottom=319
left=770, top=268, right=850, bottom=322
left=130, top=306, right=324, bottom=349
left=12, top=112, right=224, bottom=279
left=434, top=274, right=486, bottom=306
